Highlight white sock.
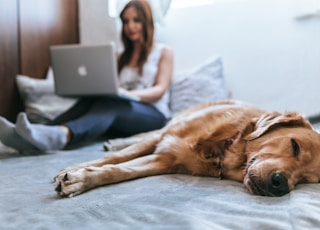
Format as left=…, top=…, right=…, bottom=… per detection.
left=16, top=113, right=67, bottom=151
left=0, top=116, right=37, bottom=151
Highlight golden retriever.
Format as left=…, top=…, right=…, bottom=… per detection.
left=54, top=100, right=320, bottom=197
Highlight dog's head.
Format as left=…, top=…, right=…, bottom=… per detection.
left=243, top=112, right=320, bottom=196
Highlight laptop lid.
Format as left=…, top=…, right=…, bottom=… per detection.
left=49, top=43, right=119, bottom=97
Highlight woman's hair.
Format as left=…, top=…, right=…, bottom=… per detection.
left=118, top=0, right=154, bottom=75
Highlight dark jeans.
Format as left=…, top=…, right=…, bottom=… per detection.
left=50, top=97, right=167, bottom=146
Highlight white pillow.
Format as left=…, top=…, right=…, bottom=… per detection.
left=170, top=56, right=229, bottom=115
left=16, top=57, right=228, bottom=123
left=16, top=68, right=78, bottom=124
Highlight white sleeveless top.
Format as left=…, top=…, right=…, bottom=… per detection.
left=118, top=43, right=171, bottom=119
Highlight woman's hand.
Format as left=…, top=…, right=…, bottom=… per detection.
left=119, top=88, right=140, bottom=101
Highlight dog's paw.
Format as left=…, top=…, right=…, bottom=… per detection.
left=54, top=167, right=95, bottom=198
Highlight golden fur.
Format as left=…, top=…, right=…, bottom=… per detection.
left=54, top=100, right=320, bottom=197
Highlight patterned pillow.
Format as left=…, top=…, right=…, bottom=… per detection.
left=170, top=56, right=229, bottom=115
left=16, top=68, right=78, bottom=124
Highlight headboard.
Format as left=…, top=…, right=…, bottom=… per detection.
left=0, top=0, right=79, bottom=122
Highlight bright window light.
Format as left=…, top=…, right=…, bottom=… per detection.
left=171, top=0, right=216, bottom=9
left=108, top=0, right=128, bottom=18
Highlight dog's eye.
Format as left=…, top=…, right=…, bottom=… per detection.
left=291, top=139, right=300, bottom=157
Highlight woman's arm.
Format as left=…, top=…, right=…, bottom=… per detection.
left=122, top=47, right=174, bottom=103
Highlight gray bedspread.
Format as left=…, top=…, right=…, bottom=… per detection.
left=1, top=140, right=320, bottom=230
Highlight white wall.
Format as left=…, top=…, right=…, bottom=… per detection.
left=79, top=0, right=117, bottom=44
left=79, top=0, right=320, bottom=117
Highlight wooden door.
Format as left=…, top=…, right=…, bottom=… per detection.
left=19, top=0, right=79, bottom=78
left=0, top=0, right=79, bottom=121
left=0, top=0, right=20, bottom=120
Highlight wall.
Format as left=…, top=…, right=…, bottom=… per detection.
left=79, top=0, right=320, bottom=117
left=79, top=0, right=117, bottom=45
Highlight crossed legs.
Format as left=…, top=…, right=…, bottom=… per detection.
left=0, top=113, right=68, bottom=151
left=0, top=97, right=166, bottom=152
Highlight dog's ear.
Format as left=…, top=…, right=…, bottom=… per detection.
left=244, top=112, right=312, bottom=141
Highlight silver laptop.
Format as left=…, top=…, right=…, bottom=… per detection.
left=49, top=43, right=139, bottom=101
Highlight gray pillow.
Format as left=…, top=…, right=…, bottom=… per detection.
left=170, top=56, right=229, bottom=115
left=16, top=68, right=78, bottom=124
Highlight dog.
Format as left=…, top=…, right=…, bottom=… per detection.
left=54, top=100, right=320, bottom=197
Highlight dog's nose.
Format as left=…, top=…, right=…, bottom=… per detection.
left=268, top=173, right=289, bottom=196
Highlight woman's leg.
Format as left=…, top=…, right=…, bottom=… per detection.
left=65, top=98, right=127, bottom=145
left=109, top=101, right=166, bottom=136
left=15, top=97, right=166, bottom=150
left=0, top=98, right=95, bottom=152
left=66, top=98, right=166, bottom=146
left=15, top=113, right=69, bottom=151
left=49, top=98, right=94, bottom=125
left=0, top=116, right=37, bottom=151
left=14, top=98, right=95, bottom=151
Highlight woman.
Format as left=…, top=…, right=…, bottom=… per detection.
left=0, top=0, right=173, bottom=151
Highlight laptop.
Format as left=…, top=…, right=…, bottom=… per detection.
left=49, top=43, right=139, bottom=101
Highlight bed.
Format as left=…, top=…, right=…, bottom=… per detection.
left=1, top=134, right=320, bottom=229
left=1, top=57, right=320, bottom=229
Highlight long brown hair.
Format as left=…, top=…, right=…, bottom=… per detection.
left=118, top=0, right=154, bottom=75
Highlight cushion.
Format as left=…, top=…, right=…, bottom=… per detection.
left=16, top=56, right=229, bottom=124
left=170, top=56, right=229, bottom=115
left=16, top=68, right=78, bottom=124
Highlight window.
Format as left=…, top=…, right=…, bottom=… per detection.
left=170, top=0, right=216, bottom=8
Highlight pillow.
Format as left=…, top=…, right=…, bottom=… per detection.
left=16, top=68, right=78, bottom=124
left=170, top=56, right=229, bottom=115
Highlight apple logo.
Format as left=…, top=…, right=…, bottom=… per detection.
left=77, top=65, right=87, bottom=77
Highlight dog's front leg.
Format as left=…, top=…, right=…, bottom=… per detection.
left=54, top=154, right=175, bottom=198
left=54, top=134, right=161, bottom=178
